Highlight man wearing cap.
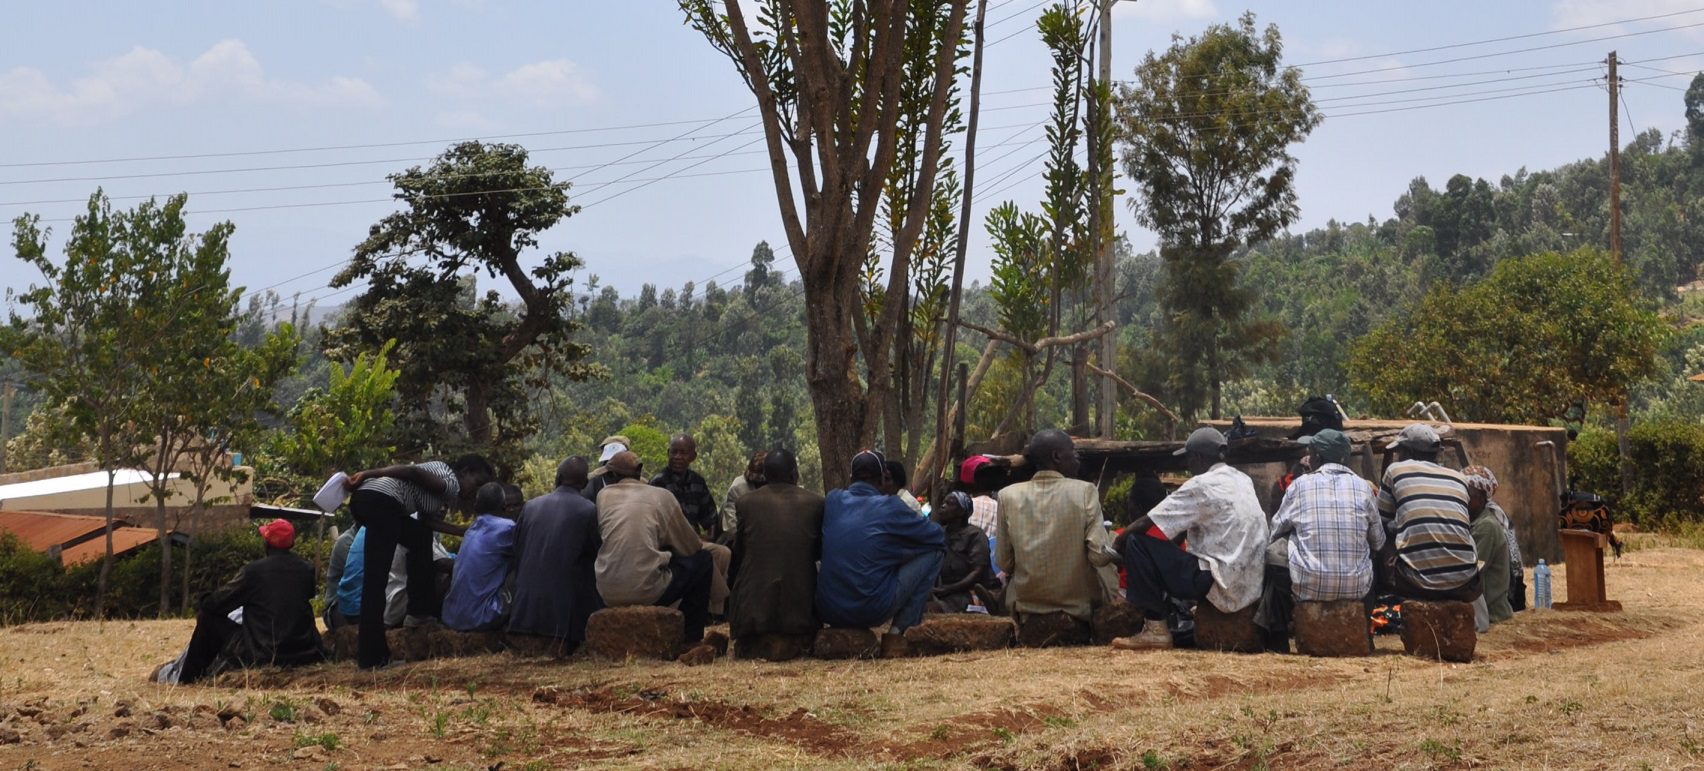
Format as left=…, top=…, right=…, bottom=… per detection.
left=595, top=450, right=716, bottom=645
left=584, top=435, right=632, bottom=501
left=816, top=451, right=945, bottom=637
left=1258, top=429, right=1385, bottom=644
left=961, top=455, right=1006, bottom=578
left=728, top=449, right=823, bottom=657
left=1377, top=424, right=1480, bottom=602
left=153, top=519, right=326, bottom=684
left=996, top=429, right=1120, bottom=629
left=508, top=456, right=604, bottom=655
left=1120, top=427, right=1268, bottom=647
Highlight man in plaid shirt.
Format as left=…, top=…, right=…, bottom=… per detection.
left=1268, top=429, right=1384, bottom=601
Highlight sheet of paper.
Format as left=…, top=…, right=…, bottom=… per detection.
left=314, top=472, right=351, bottom=513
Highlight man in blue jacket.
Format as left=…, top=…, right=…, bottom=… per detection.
left=816, top=451, right=944, bottom=635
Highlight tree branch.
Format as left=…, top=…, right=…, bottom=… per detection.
left=958, top=319, right=1115, bottom=354
left=1087, top=362, right=1181, bottom=425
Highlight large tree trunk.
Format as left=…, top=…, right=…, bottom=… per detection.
left=803, top=243, right=872, bottom=491
left=464, top=380, right=493, bottom=447
left=156, top=494, right=171, bottom=617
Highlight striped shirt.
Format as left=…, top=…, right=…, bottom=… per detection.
left=357, top=461, right=459, bottom=521
left=1378, top=460, right=1476, bottom=591
left=1270, top=464, right=1385, bottom=601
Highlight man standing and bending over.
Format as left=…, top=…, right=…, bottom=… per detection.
left=816, top=451, right=944, bottom=640
left=597, top=450, right=714, bottom=645
left=1121, top=428, right=1267, bottom=648
left=997, top=430, right=1120, bottom=632
left=345, top=454, right=494, bottom=669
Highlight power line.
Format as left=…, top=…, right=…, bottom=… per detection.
left=1293, top=5, right=1704, bottom=67
left=1304, top=19, right=1704, bottom=80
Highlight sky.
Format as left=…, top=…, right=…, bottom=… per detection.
left=2, top=0, right=1702, bottom=310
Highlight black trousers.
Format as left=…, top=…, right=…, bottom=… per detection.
left=178, top=607, right=240, bottom=685
left=1122, top=533, right=1215, bottom=618
left=657, top=551, right=713, bottom=643
left=352, top=490, right=439, bottom=668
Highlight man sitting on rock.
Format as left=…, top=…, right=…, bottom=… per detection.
left=595, top=450, right=714, bottom=646
left=816, top=451, right=944, bottom=641
left=1376, top=424, right=1480, bottom=603
left=442, top=482, right=518, bottom=632
left=728, top=449, right=823, bottom=657
left=508, top=456, right=604, bottom=655
left=997, top=429, right=1120, bottom=635
left=1120, top=427, right=1268, bottom=649
left=153, top=519, right=326, bottom=684
left=1464, top=465, right=1513, bottom=629
left=1260, top=429, right=1384, bottom=645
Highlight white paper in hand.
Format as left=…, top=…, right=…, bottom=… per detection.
left=314, top=472, right=351, bottom=513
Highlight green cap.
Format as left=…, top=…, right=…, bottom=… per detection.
left=1299, top=428, right=1351, bottom=464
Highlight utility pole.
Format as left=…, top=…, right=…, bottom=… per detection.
left=1608, top=50, right=1633, bottom=498
left=1094, top=0, right=1119, bottom=439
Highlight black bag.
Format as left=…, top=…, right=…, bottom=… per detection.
left=1290, top=396, right=1345, bottom=439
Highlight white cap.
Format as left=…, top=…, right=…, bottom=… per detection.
left=598, top=442, right=628, bottom=463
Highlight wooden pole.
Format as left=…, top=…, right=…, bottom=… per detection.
left=1608, top=51, right=1633, bottom=500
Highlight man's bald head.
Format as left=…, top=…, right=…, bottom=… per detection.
left=1024, top=429, right=1080, bottom=477
left=556, top=455, right=589, bottom=489
left=763, top=448, right=799, bottom=485
left=667, top=434, right=698, bottom=473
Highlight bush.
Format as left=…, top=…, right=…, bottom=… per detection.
left=0, top=533, right=69, bottom=624
left=1570, top=421, right=1704, bottom=528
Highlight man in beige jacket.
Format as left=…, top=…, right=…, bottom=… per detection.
left=594, top=450, right=713, bottom=643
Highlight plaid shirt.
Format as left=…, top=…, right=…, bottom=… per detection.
left=1270, top=464, right=1385, bottom=602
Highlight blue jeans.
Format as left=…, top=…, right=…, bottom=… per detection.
left=887, top=550, right=944, bottom=632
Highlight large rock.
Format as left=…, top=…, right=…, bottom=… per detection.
left=1016, top=611, right=1090, bottom=648
left=1400, top=600, right=1476, bottom=663
left=1195, top=603, right=1262, bottom=653
left=734, top=634, right=814, bottom=662
left=585, top=606, right=686, bottom=660
left=1293, top=600, right=1372, bottom=657
left=905, top=615, right=1016, bottom=655
left=326, top=626, right=359, bottom=662
left=813, top=627, right=879, bottom=660
left=1091, top=603, right=1146, bottom=645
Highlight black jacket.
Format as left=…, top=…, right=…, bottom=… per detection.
left=200, top=551, right=327, bottom=666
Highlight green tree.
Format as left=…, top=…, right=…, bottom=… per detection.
left=1347, top=248, right=1664, bottom=423
left=264, top=340, right=402, bottom=501
left=325, top=141, right=593, bottom=462
left=1113, top=12, right=1321, bottom=419
left=6, top=193, right=183, bottom=615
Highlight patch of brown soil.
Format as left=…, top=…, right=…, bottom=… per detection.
left=532, top=684, right=858, bottom=755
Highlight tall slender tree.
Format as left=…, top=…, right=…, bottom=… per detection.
left=1113, top=12, right=1321, bottom=418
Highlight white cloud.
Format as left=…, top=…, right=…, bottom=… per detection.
left=429, top=58, right=600, bottom=107
left=377, top=0, right=419, bottom=21
left=436, top=108, right=497, bottom=131
left=0, top=39, right=383, bottom=124
left=1113, top=0, right=1219, bottom=23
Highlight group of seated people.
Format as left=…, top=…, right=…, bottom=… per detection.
left=156, top=419, right=1527, bottom=682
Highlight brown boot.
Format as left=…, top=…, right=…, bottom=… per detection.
left=1110, top=619, right=1173, bottom=651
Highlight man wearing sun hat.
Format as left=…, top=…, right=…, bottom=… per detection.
left=154, top=519, right=326, bottom=684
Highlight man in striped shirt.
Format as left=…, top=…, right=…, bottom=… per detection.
left=1376, top=424, right=1481, bottom=602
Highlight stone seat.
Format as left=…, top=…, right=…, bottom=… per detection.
left=1400, top=600, right=1475, bottom=662
left=1195, top=603, right=1262, bottom=653
left=1293, top=600, right=1372, bottom=657
left=1016, top=611, right=1090, bottom=648
left=813, top=627, right=879, bottom=660
left=734, top=633, right=814, bottom=662
left=585, top=606, right=686, bottom=660
left=904, top=614, right=1015, bottom=655
left=1090, top=602, right=1146, bottom=645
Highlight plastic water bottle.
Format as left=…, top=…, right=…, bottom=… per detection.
left=1534, top=559, right=1552, bottom=609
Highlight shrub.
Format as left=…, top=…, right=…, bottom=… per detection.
left=1570, top=421, right=1704, bottom=527
left=0, top=532, right=69, bottom=624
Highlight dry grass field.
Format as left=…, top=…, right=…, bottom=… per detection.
left=2, top=539, right=1702, bottom=770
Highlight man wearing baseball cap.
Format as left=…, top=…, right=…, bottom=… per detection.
left=1376, top=424, right=1480, bottom=602
left=153, top=519, right=326, bottom=684
left=1118, top=427, right=1268, bottom=649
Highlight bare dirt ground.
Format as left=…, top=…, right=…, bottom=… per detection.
left=2, top=542, right=1702, bottom=770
